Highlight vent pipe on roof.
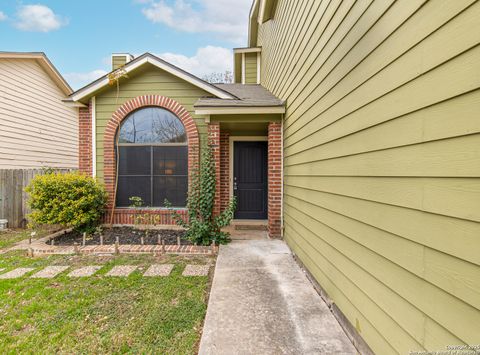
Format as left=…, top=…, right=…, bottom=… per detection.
left=111, top=53, right=134, bottom=70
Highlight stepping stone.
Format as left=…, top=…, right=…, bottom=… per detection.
left=0, top=267, right=35, bottom=279
left=31, top=266, right=69, bottom=279
left=106, top=265, right=137, bottom=277
left=182, top=265, right=210, bottom=276
left=68, top=266, right=102, bottom=278
left=144, top=264, right=174, bottom=277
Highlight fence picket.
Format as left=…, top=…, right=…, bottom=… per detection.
left=0, top=169, right=72, bottom=228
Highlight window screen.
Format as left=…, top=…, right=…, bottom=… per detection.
left=116, top=107, right=188, bottom=208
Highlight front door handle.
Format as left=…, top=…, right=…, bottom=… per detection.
left=233, top=177, right=238, bottom=190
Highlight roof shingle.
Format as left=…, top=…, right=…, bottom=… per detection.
left=195, top=84, right=284, bottom=108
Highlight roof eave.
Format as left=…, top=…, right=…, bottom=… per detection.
left=69, top=53, right=238, bottom=102
left=62, top=98, right=88, bottom=108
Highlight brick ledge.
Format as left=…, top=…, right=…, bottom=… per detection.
left=30, top=244, right=216, bottom=256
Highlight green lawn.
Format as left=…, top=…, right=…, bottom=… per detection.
left=0, top=227, right=57, bottom=250
left=0, top=251, right=213, bottom=354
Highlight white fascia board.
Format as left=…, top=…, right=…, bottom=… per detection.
left=145, top=57, right=235, bottom=99
left=233, top=47, right=262, bottom=54
left=257, top=52, right=261, bottom=84
left=71, top=55, right=235, bottom=102
left=91, top=96, right=96, bottom=177
left=242, top=53, right=246, bottom=85
left=195, top=106, right=285, bottom=115
left=71, top=57, right=146, bottom=101
left=62, top=99, right=87, bottom=108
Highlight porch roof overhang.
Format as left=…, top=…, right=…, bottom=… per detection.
left=194, top=84, right=285, bottom=115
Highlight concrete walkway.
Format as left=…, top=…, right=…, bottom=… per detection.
left=199, top=239, right=357, bottom=355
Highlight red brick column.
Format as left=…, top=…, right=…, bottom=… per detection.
left=208, top=123, right=221, bottom=216
left=78, top=102, right=92, bottom=175
left=268, top=122, right=282, bottom=238
left=220, top=131, right=230, bottom=212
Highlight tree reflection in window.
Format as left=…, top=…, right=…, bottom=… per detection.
left=119, top=107, right=187, bottom=144
left=116, top=107, right=188, bottom=208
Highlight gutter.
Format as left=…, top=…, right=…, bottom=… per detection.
left=62, top=98, right=87, bottom=108
left=195, top=106, right=285, bottom=115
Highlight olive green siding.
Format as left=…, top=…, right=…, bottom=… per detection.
left=94, top=63, right=210, bottom=181
left=112, top=56, right=127, bottom=70
left=245, top=52, right=258, bottom=84
left=257, top=0, right=480, bottom=353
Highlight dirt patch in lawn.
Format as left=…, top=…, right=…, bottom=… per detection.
left=52, top=227, right=192, bottom=246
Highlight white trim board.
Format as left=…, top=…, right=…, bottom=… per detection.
left=195, top=106, right=285, bottom=115
left=228, top=136, right=268, bottom=199
left=257, top=52, right=261, bottom=84
left=242, top=53, right=246, bottom=85
left=71, top=54, right=236, bottom=102
left=233, top=47, right=262, bottom=54
left=91, top=96, right=96, bottom=177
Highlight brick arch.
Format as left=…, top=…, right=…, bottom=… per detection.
left=103, top=95, right=199, bottom=211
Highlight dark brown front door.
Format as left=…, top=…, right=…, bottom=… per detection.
left=233, top=141, right=268, bottom=219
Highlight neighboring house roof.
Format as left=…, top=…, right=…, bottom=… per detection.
left=69, top=53, right=237, bottom=102
left=194, top=84, right=285, bottom=115
left=0, top=52, right=72, bottom=95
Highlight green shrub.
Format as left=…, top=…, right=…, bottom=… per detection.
left=25, top=172, right=108, bottom=233
left=166, top=143, right=237, bottom=245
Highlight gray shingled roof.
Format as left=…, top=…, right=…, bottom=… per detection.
left=194, top=84, right=285, bottom=107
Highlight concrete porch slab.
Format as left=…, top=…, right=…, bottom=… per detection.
left=199, top=239, right=356, bottom=355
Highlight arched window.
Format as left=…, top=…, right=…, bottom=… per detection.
left=116, top=107, right=188, bottom=208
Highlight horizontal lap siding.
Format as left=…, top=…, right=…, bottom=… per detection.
left=0, top=58, right=78, bottom=169
left=258, top=0, right=480, bottom=353
left=95, top=64, right=210, bottom=181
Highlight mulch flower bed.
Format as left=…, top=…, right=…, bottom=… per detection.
left=52, top=227, right=192, bottom=246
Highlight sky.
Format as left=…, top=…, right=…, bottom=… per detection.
left=0, top=0, right=253, bottom=89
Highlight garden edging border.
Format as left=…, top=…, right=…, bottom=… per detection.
left=8, top=229, right=217, bottom=256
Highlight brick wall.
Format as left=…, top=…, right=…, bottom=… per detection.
left=220, top=131, right=230, bottom=212
left=268, top=122, right=282, bottom=238
left=208, top=122, right=221, bottom=216
left=78, top=102, right=92, bottom=175
left=106, top=208, right=188, bottom=225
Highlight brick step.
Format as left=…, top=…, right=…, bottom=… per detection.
left=232, top=220, right=268, bottom=231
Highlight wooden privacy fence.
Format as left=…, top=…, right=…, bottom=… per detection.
left=0, top=169, right=73, bottom=228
